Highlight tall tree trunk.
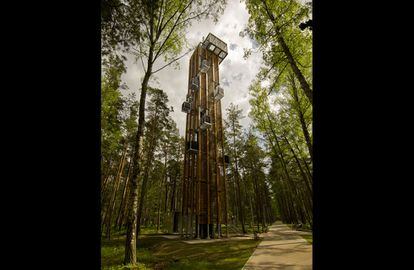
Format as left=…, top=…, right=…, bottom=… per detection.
left=262, top=113, right=302, bottom=223
left=231, top=120, right=246, bottom=234
left=291, top=138, right=313, bottom=179
left=170, top=173, right=177, bottom=212
left=290, top=74, right=312, bottom=160
left=163, top=152, right=169, bottom=224
left=283, top=136, right=312, bottom=200
left=252, top=171, right=262, bottom=231
left=102, top=157, right=113, bottom=189
left=156, top=164, right=165, bottom=233
left=102, top=145, right=127, bottom=231
left=135, top=146, right=154, bottom=241
left=234, top=162, right=246, bottom=233
left=249, top=194, right=254, bottom=228
left=232, top=178, right=238, bottom=226
left=277, top=35, right=312, bottom=103
left=136, top=115, right=159, bottom=242
left=116, top=159, right=132, bottom=230
left=105, top=143, right=128, bottom=239
left=124, top=44, right=154, bottom=265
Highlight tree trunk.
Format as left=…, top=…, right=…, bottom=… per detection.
left=290, top=74, right=312, bottom=160
left=102, top=145, right=127, bottom=233
left=262, top=113, right=301, bottom=223
left=231, top=120, right=246, bottom=234
left=277, top=35, right=312, bottom=103
left=170, top=173, right=177, bottom=212
left=283, top=136, right=312, bottom=200
left=291, top=138, right=313, bottom=179
left=124, top=44, right=154, bottom=265
left=136, top=132, right=157, bottom=242
left=116, top=159, right=132, bottom=230
left=102, top=157, right=113, bottom=190
left=156, top=164, right=165, bottom=233
left=249, top=194, right=254, bottom=228
left=252, top=171, right=262, bottom=231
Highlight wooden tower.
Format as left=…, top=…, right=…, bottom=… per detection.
left=180, top=33, right=229, bottom=239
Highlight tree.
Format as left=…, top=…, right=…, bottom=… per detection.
left=224, top=103, right=247, bottom=234
left=244, top=0, right=312, bottom=102
left=126, top=87, right=171, bottom=264
left=249, top=80, right=312, bottom=226
left=287, top=72, right=312, bottom=159
left=124, top=0, right=226, bottom=266
left=101, top=54, right=126, bottom=168
left=156, top=119, right=183, bottom=231
left=240, top=130, right=272, bottom=231
left=101, top=54, right=126, bottom=233
left=101, top=0, right=144, bottom=56
left=101, top=54, right=141, bottom=239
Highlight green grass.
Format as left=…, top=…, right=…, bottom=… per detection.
left=102, top=234, right=260, bottom=270
left=285, top=223, right=312, bottom=232
left=226, top=224, right=269, bottom=235
left=283, top=223, right=312, bottom=244
left=301, top=234, right=312, bottom=244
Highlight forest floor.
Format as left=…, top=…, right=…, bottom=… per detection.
left=242, top=222, right=312, bottom=270
left=101, top=230, right=260, bottom=270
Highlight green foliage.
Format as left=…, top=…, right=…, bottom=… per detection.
left=101, top=0, right=144, bottom=56
left=101, top=54, right=127, bottom=161
left=248, top=78, right=312, bottom=225
left=245, top=2, right=314, bottom=225
left=244, top=0, right=312, bottom=94
left=224, top=103, right=244, bottom=160
left=301, top=234, right=312, bottom=244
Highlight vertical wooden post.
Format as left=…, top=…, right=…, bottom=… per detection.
left=196, top=48, right=201, bottom=239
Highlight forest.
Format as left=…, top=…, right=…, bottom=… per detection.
left=101, top=0, right=312, bottom=269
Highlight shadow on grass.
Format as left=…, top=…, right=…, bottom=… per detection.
left=102, top=234, right=260, bottom=270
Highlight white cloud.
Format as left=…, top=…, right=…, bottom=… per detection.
left=121, top=0, right=263, bottom=136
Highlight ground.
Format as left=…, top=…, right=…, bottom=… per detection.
left=102, top=224, right=312, bottom=270
left=102, top=231, right=260, bottom=270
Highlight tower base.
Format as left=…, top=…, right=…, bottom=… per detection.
left=198, top=224, right=214, bottom=239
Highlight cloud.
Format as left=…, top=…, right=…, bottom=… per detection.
left=221, top=76, right=231, bottom=87
left=250, top=38, right=259, bottom=49
left=231, top=72, right=243, bottom=81
left=229, top=43, right=238, bottom=50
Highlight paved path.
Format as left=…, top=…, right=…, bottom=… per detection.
left=242, top=222, right=312, bottom=270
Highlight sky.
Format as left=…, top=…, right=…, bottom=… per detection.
left=120, top=0, right=263, bottom=136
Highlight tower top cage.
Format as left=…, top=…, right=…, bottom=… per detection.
left=201, top=33, right=228, bottom=64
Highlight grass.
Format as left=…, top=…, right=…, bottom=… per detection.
left=281, top=223, right=312, bottom=244
left=102, top=233, right=260, bottom=270
left=301, top=234, right=312, bottom=244
left=225, top=224, right=269, bottom=235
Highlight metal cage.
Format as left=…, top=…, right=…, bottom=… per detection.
left=190, top=76, right=199, bottom=91
left=186, top=141, right=198, bottom=153
left=214, top=85, right=224, bottom=100
left=182, top=101, right=191, bottom=113
left=200, top=59, right=211, bottom=73
left=201, top=33, right=228, bottom=64
left=200, top=114, right=212, bottom=130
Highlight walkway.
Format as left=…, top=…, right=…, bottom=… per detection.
left=242, top=222, right=312, bottom=270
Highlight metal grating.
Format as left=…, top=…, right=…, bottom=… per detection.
left=201, top=33, right=228, bottom=64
